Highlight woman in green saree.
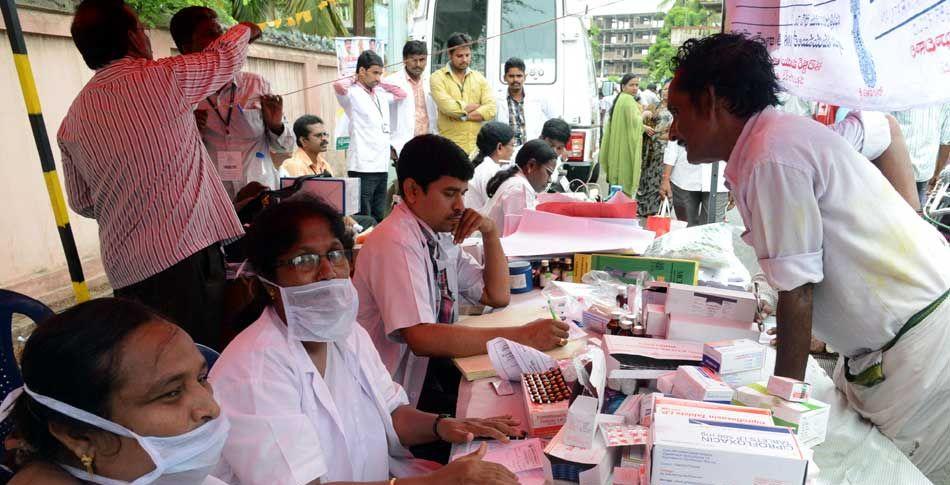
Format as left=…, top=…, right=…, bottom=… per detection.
left=599, top=74, right=644, bottom=196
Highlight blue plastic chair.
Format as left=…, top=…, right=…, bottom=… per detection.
left=0, top=290, right=54, bottom=477
left=195, top=343, right=220, bottom=370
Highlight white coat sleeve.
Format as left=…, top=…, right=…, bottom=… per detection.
left=355, top=326, right=410, bottom=413
left=455, top=247, right=486, bottom=305
left=211, top=352, right=326, bottom=485
left=742, top=161, right=825, bottom=292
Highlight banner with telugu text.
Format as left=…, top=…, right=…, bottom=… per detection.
left=725, top=0, right=950, bottom=110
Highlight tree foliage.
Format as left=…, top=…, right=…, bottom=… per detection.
left=644, top=0, right=715, bottom=85
left=126, top=0, right=348, bottom=37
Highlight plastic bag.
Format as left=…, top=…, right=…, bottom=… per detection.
left=642, top=222, right=752, bottom=290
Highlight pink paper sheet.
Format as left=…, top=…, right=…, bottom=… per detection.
left=499, top=210, right=655, bottom=257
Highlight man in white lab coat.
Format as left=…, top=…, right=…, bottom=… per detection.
left=495, top=57, right=559, bottom=147
left=354, top=135, right=569, bottom=423
left=667, top=33, right=950, bottom=482
left=388, top=40, right=439, bottom=156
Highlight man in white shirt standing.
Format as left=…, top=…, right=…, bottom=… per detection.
left=388, top=40, right=439, bottom=156
left=495, top=57, right=558, bottom=147
left=171, top=6, right=295, bottom=200
left=659, top=142, right=728, bottom=226
left=891, top=104, right=950, bottom=208
left=354, top=135, right=568, bottom=421
left=667, top=33, right=950, bottom=482
left=334, top=51, right=407, bottom=224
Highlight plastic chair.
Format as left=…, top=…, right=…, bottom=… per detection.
left=0, top=290, right=53, bottom=475
left=195, top=343, right=220, bottom=370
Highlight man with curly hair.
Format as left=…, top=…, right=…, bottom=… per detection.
left=666, top=33, right=950, bottom=481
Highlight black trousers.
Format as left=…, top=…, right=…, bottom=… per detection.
left=114, top=244, right=225, bottom=350
left=349, top=171, right=389, bottom=224
left=409, top=357, right=462, bottom=464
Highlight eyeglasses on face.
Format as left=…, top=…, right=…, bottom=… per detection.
left=275, top=250, right=352, bottom=271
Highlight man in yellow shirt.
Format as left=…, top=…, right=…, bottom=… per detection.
left=280, top=114, right=333, bottom=178
left=430, top=32, right=496, bottom=154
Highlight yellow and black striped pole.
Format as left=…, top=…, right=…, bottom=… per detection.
left=1, top=0, right=89, bottom=302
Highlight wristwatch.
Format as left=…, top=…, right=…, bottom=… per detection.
left=433, top=413, right=452, bottom=441
left=460, top=114, right=468, bottom=122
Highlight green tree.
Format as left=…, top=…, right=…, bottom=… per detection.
left=126, top=0, right=348, bottom=37
left=588, top=23, right=602, bottom=68
left=128, top=0, right=233, bottom=27
left=644, top=0, right=715, bottom=84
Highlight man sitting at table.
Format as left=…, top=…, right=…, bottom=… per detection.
left=354, top=134, right=568, bottom=421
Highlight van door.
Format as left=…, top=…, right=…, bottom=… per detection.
left=429, top=0, right=489, bottom=74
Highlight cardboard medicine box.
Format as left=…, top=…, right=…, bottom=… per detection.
left=733, top=383, right=830, bottom=448
left=650, top=418, right=809, bottom=485
left=520, top=374, right=570, bottom=438
left=703, top=339, right=766, bottom=374
left=665, top=283, right=757, bottom=323
left=572, top=254, right=699, bottom=285
left=672, top=366, right=734, bottom=403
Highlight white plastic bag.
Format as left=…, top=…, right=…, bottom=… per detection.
left=642, top=222, right=752, bottom=289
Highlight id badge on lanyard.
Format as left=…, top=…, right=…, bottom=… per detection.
left=209, top=86, right=244, bottom=181
left=372, top=92, right=390, bottom=134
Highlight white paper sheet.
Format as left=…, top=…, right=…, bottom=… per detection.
left=487, top=337, right=557, bottom=382
left=562, top=395, right=600, bottom=449
left=499, top=210, right=655, bottom=257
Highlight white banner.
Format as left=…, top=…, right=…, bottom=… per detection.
left=726, top=0, right=950, bottom=110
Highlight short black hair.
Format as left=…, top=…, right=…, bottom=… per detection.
left=671, top=33, right=780, bottom=118
left=71, top=0, right=139, bottom=70
left=12, top=298, right=164, bottom=462
left=486, top=139, right=557, bottom=198
left=446, top=32, right=473, bottom=51
left=293, top=114, right=324, bottom=147
left=504, top=57, right=526, bottom=75
left=169, top=5, right=215, bottom=52
left=403, top=40, right=427, bottom=58
left=356, top=50, right=384, bottom=72
left=397, top=134, right=474, bottom=195
left=245, top=195, right=353, bottom=280
left=540, top=118, right=571, bottom=144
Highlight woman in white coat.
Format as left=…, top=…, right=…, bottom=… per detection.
left=4, top=298, right=230, bottom=485
left=210, top=195, right=521, bottom=485
left=464, top=122, right=516, bottom=211
left=481, top=139, right=559, bottom=231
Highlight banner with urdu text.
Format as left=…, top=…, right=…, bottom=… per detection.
left=726, top=0, right=950, bottom=110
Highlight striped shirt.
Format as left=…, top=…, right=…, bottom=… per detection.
left=58, top=25, right=252, bottom=289
left=891, top=103, right=950, bottom=181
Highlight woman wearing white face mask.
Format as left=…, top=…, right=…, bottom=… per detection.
left=3, top=298, right=228, bottom=485
left=210, top=195, right=521, bottom=485
left=481, top=139, right=559, bottom=232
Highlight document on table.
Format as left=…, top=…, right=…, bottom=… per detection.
left=499, top=210, right=655, bottom=257
left=487, top=337, right=557, bottom=382
left=451, top=439, right=550, bottom=484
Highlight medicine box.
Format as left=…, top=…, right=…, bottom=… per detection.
left=639, top=392, right=664, bottom=427
left=733, top=383, right=830, bottom=448
left=719, top=368, right=764, bottom=389
left=768, top=376, right=812, bottom=402
left=520, top=375, right=570, bottom=438
left=666, top=313, right=761, bottom=343
left=650, top=418, right=809, bottom=485
left=572, top=254, right=699, bottom=285
left=703, top=339, right=766, bottom=375
left=672, top=366, right=734, bottom=403
left=656, top=371, right=676, bottom=395
left=643, top=304, right=669, bottom=338
left=665, top=283, right=757, bottom=323
left=604, top=336, right=704, bottom=380
left=651, top=396, right=774, bottom=428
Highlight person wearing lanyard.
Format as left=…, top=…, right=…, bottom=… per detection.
left=667, top=33, right=950, bottom=482
left=334, top=51, right=407, bottom=225
left=171, top=7, right=295, bottom=201
left=353, top=136, right=569, bottom=455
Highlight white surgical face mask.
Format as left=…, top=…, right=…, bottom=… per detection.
left=261, top=277, right=358, bottom=342
left=1, top=386, right=228, bottom=485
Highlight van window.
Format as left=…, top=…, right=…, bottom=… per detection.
left=431, top=0, right=488, bottom=74
left=500, top=0, right=556, bottom=84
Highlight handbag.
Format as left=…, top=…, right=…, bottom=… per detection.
left=645, top=198, right=687, bottom=237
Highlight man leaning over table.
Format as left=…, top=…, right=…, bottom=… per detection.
left=666, top=33, right=950, bottom=482
left=430, top=32, right=496, bottom=154
left=353, top=135, right=568, bottom=425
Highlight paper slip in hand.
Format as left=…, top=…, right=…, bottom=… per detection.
left=451, top=438, right=546, bottom=474
left=487, top=337, right=557, bottom=382
left=599, top=423, right=649, bottom=447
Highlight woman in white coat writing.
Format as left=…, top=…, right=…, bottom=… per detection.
left=210, top=195, right=521, bottom=485
left=481, top=139, right=559, bottom=231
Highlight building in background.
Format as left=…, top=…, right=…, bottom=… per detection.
left=594, top=8, right=664, bottom=78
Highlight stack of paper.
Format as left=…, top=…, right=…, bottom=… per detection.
left=499, top=210, right=655, bottom=257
